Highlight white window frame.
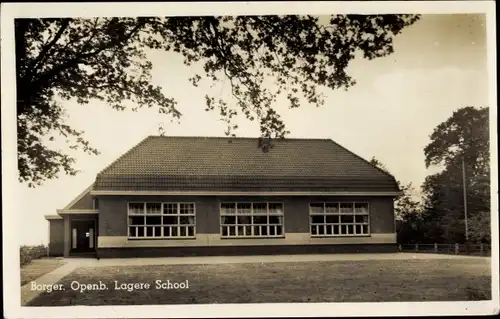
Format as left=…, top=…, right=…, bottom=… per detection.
left=220, top=202, right=285, bottom=238
left=127, top=202, right=196, bottom=239
left=309, top=202, right=370, bottom=237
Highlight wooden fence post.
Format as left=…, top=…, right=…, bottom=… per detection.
left=455, top=243, right=459, bottom=255
left=434, top=243, right=438, bottom=253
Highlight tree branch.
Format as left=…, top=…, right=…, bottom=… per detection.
left=32, top=20, right=148, bottom=95
left=31, top=19, right=71, bottom=73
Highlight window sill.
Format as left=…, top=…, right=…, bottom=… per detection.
left=220, top=236, right=285, bottom=239
left=127, top=237, right=197, bottom=240
left=310, top=234, right=371, bottom=238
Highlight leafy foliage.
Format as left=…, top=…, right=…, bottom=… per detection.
left=16, top=15, right=419, bottom=186
left=424, top=106, right=489, bottom=173
left=468, top=211, right=491, bottom=243
left=422, top=106, right=490, bottom=243
left=369, top=107, right=490, bottom=244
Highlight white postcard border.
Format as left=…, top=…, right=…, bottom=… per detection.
left=1, top=1, right=498, bottom=318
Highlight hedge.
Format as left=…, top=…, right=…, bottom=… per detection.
left=20, top=245, right=47, bottom=266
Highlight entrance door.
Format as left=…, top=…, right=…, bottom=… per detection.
left=71, top=220, right=96, bottom=253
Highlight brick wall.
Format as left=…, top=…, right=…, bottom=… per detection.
left=48, top=219, right=64, bottom=256
left=97, top=195, right=395, bottom=236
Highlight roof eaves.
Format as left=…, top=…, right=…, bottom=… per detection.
left=326, top=139, right=399, bottom=184
left=45, top=214, right=63, bottom=220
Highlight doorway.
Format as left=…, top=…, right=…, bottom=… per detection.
left=70, top=219, right=96, bottom=253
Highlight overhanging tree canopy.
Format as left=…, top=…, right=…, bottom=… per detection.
left=15, top=15, right=420, bottom=186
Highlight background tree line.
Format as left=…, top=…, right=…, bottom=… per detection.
left=372, top=106, right=491, bottom=245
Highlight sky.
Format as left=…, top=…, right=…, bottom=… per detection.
left=13, top=13, right=490, bottom=245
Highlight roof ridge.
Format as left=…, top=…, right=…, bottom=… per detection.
left=96, top=136, right=153, bottom=177
left=326, top=139, right=399, bottom=182
left=147, top=135, right=331, bottom=141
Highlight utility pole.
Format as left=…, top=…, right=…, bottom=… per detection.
left=462, top=156, right=468, bottom=243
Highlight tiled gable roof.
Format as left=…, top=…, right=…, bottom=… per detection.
left=94, top=136, right=399, bottom=192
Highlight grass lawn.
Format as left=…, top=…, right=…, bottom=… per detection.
left=27, top=258, right=491, bottom=306
left=21, top=258, right=66, bottom=286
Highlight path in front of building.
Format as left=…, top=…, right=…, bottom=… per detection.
left=20, top=261, right=80, bottom=306
left=21, top=252, right=489, bottom=305
left=76, top=252, right=489, bottom=267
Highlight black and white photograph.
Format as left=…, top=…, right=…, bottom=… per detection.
left=1, top=1, right=498, bottom=318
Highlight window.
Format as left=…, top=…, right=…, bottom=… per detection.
left=220, top=202, right=284, bottom=237
left=309, top=202, right=369, bottom=237
left=128, top=202, right=195, bottom=239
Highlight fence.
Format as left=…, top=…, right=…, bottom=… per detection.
left=20, top=245, right=48, bottom=266
left=398, top=243, right=491, bottom=256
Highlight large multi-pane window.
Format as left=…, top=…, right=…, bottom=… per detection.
left=309, top=202, right=369, bottom=236
left=128, top=202, right=195, bottom=238
left=220, top=202, right=284, bottom=238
